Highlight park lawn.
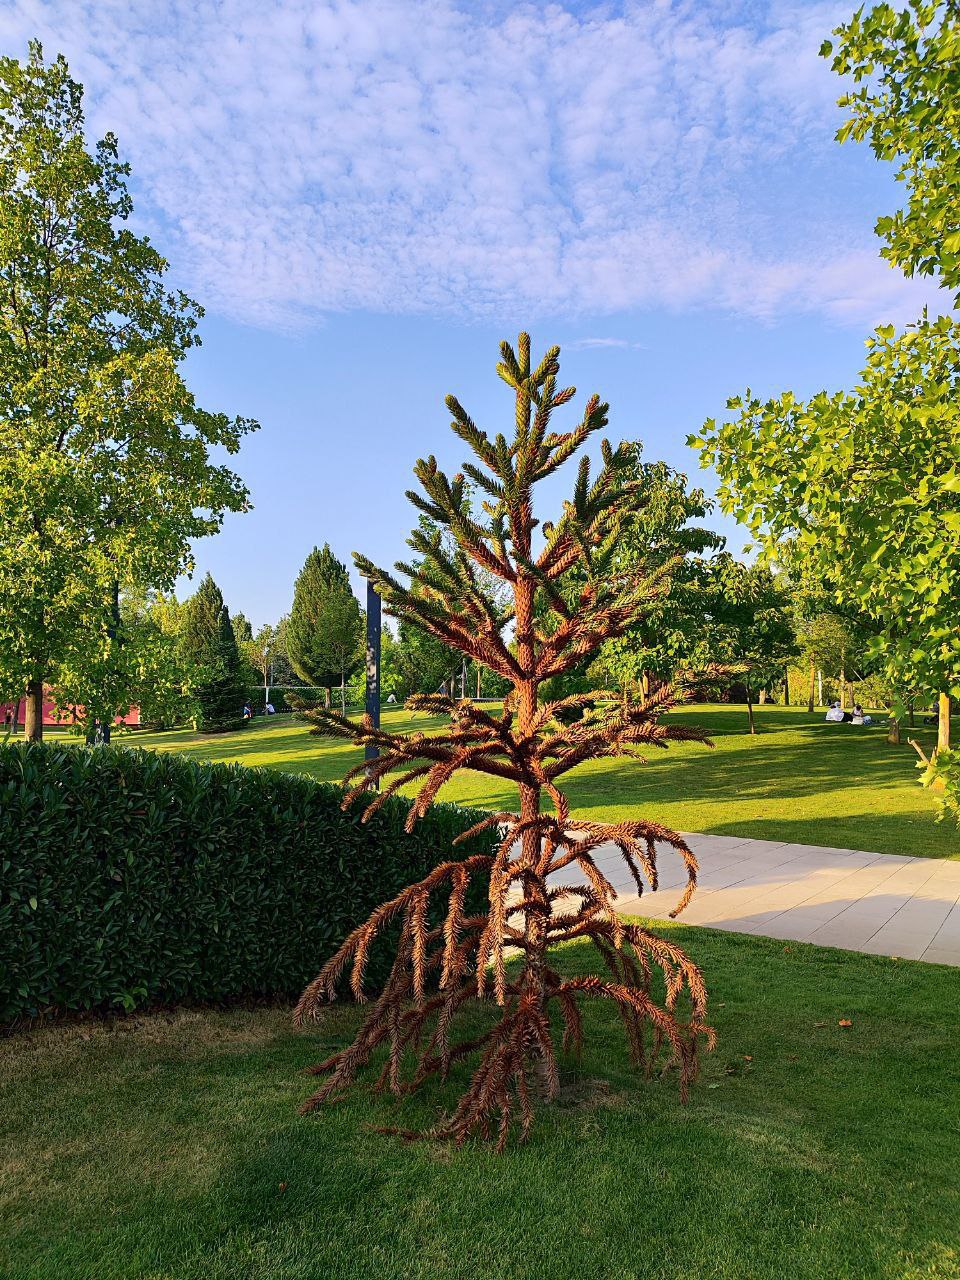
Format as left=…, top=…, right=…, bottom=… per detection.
left=1, top=926, right=958, bottom=1280
left=125, top=703, right=960, bottom=859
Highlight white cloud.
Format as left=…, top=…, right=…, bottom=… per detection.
left=0, top=0, right=949, bottom=329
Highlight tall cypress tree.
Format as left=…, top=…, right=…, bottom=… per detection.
left=286, top=545, right=362, bottom=708
left=181, top=574, right=246, bottom=732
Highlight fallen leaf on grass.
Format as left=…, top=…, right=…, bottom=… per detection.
left=838, top=1019, right=853, bottom=1028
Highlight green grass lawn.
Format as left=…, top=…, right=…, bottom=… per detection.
left=2, top=926, right=958, bottom=1280
left=122, top=703, right=959, bottom=859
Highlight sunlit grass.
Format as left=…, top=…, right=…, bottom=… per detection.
left=118, top=703, right=959, bottom=859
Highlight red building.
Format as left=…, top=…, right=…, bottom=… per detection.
left=0, top=697, right=140, bottom=729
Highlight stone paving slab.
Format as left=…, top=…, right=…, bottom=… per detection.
left=566, top=832, right=960, bottom=967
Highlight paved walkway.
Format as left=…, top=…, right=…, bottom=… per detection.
left=580, top=833, right=960, bottom=966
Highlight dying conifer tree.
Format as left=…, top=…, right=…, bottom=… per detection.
left=294, top=334, right=717, bottom=1148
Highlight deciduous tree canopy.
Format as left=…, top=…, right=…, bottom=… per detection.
left=0, top=44, right=256, bottom=738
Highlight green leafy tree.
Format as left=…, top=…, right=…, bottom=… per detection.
left=0, top=44, right=256, bottom=740
left=231, top=611, right=254, bottom=648
left=692, top=315, right=960, bottom=748
left=286, top=546, right=362, bottom=708
left=52, top=588, right=192, bottom=737
left=242, top=621, right=286, bottom=706
left=180, top=574, right=246, bottom=732
left=395, top=617, right=461, bottom=698
left=591, top=449, right=724, bottom=692
left=700, top=556, right=797, bottom=734
left=823, top=0, right=960, bottom=298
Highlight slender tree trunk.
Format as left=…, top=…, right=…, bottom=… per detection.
left=24, top=677, right=43, bottom=742
left=817, top=669, right=823, bottom=707
left=807, top=659, right=815, bottom=713
left=11, top=698, right=20, bottom=735
left=746, top=687, right=756, bottom=735
left=476, top=665, right=481, bottom=700
left=324, top=686, right=331, bottom=710
left=839, top=651, right=847, bottom=711
left=514, top=570, right=550, bottom=1064
left=758, top=688, right=767, bottom=705
left=938, top=693, right=951, bottom=752
left=783, top=666, right=790, bottom=707
left=887, top=715, right=901, bottom=745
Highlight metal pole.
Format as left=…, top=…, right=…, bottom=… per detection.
left=365, top=582, right=381, bottom=780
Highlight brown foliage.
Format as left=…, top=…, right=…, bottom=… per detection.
left=294, top=334, right=717, bottom=1149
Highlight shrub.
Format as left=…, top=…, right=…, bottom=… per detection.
left=0, top=742, right=496, bottom=1024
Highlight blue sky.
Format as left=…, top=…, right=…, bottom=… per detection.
left=1, top=0, right=950, bottom=625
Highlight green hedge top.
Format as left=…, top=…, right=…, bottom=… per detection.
left=0, top=742, right=497, bottom=1025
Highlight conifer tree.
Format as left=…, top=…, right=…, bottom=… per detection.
left=287, top=546, right=362, bottom=708
left=181, top=574, right=246, bottom=732
left=294, top=335, right=717, bottom=1149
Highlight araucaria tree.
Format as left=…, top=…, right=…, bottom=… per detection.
left=294, top=334, right=716, bottom=1149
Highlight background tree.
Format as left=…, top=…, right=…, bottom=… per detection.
left=52, top=588, right=191, bottom=738
left=823, top=0, right=960, bottom=299
left=700, top=556, right=797, bottom=734
left=394, top=617, right=461, bottom=698
left=286, top=546, right=362, bottom=707
left=591, top=451, right=724, bottom=694
left=692, top=315, right=960, bottom=750
left=180, top=574, right=246, bottom=732
left=231, top=611, right=254, bottom=649
left=0, top=44, right=255, bottom=740
left=317, top=590, right=364, bottom=714
left=242, top=621, right=285, bottom=708
left=293, top=334, right=715, bottom=1148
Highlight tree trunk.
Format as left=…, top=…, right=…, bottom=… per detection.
left=746, top=688, right=756, bottom=735
left=839, top=654, right=847, bottom=710
left=11, top=698, right=20, bottom=735
left=758, top=688, right=767, bottom=705
left=938, top=693, right=951, bottom=752
left=807, top=659, right=815, bottom=713
left=514, top=569, right=551, bottom=1075
left=324, top=686, right=331, bottom=710
left=817, top=669, right=823, bottom=707
left=887, top=716, right=901, bottom=745
left=908, top=698, right=915, bottom=728
left=24, top=678, right=43, bottom=742
left=783, top=666, right=790, bottom=706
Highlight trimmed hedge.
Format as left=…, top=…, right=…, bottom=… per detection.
left=0, top=742, right=496, bottom=1024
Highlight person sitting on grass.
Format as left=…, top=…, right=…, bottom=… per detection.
left=825, top=701, right=845, bottom=723
left=242, top=702, right=253, bottom=721
left=851, top=704, right=872, bottom=726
